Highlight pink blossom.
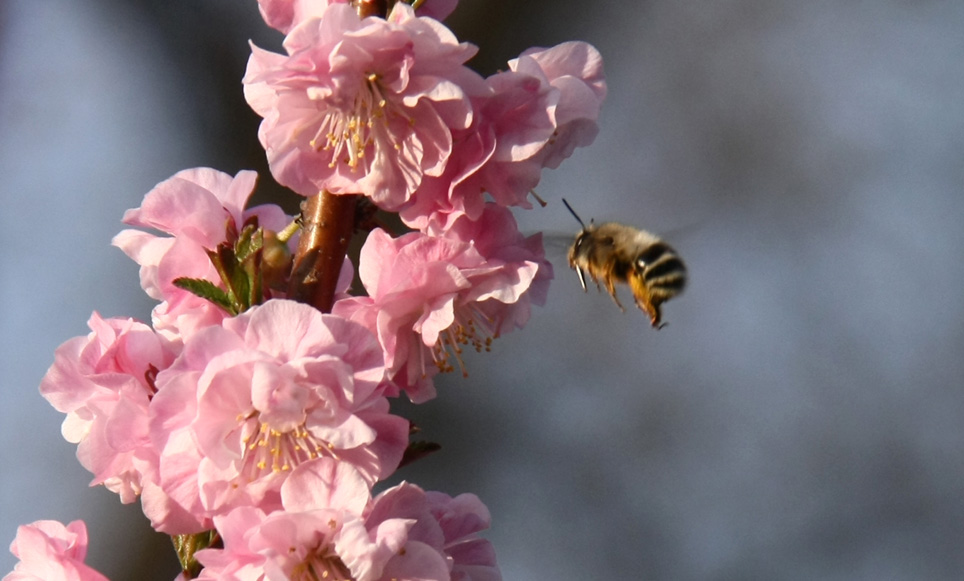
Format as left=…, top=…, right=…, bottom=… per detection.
left=397, top=117, right=496, bottom=232
left=148, top=300, right=408, bottom=531
left=38, top=313, right=177, bottom=504
left=112, top=167, right=293, bottom=342
left=398, top=68, right=553, bottom=230
left=197, top=460, right=494, bottom=581
left=425, top=492, right=501, bottom=581
left=3, top=520, right=108, bottom=581
left=196, top=459, right=414, bottom=581
left=399, top=41, right=605, bottom=230
left=197, top=458, right=418, bottom=581
left=243, top=3, right=481, bottom=207
left=333, top=209, right=549, bottom=402
left=365, top=483, right=501, bottom=581
left=509, top=41, right=607, bottom=169
left=441, top=205, right=553, bottom=335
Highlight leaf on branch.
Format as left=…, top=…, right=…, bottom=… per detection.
left=172, top=530, right=220, bottom=579
left=236, top=223, right=264, bottom=263
left=399, top=440, right=442, bottom=468
left=173, top=277, right=235, bottom=313
left=237, top=227, right=265, bottom=306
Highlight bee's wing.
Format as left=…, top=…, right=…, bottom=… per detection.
left=541, top=232, right=574, bottom=255
left=541, top=231, right=589, bottom=291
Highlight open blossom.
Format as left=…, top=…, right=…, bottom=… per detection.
left=424, top=492, right=501, bottom=581
left=440, top=205, right=552, bottom=335
left=112, top=167, right=292, bottom=342
left=4, top=520, right=108, bottom=581
left=197, top=459, right=498, bottom=581
left=147, top=300, right=408, bottom=533
left=367, top=485, right=501, bottom=581
left=399, top=41, right=606, bottom=231
left=333, top=206, right=549, bottom=402
left=510, top=41, right=607, bottom=170
left=38, top=313, right=177, bottom=504
left=196, top=460, right=415, bottom=581
left=243, top=2, right=481, bottom=207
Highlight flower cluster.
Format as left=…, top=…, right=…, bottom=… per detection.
left=9, top=0, right=604, bottom=579
left=4, top=520, right=108, bottom=581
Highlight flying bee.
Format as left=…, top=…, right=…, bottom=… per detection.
left=563, top=199, right=687, bottom=329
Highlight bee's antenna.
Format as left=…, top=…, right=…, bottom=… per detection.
left=561, top=198, right=587, bottom=229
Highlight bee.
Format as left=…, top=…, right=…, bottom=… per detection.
left=563, top=199, right=687, bottom=329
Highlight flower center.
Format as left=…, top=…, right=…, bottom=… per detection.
left=308, top=74, right=411, bottom=175
left=291, top=540, right=354, bottom=581
left=432, top=304, right=498, bottom=377
left=238, top=418, right=337, bottom=478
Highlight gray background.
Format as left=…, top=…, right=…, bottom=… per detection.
left=3, top=0, right=964, bottom=579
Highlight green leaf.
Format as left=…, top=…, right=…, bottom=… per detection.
left=226, top=254, right=251, bottom=313
left=235, top=223, right=263, bottom=263
left=242, top=251, right=264, bottom=308
left=210, top=245, right=245, bottom=312
left=399, top=440, right=442, bottom=468
left=172, top=530, right=220, bottom=579
left=172, top=277, right=235, bottom=314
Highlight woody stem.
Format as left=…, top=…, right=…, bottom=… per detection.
left=287, top=192, right=358, bottom=313
left=354, top=0, right=390, bottom=18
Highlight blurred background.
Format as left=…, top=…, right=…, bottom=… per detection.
left=3, top=0, right=964, bottom=578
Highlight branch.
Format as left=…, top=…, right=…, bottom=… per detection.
left=287, top=191, right=358, bottom=313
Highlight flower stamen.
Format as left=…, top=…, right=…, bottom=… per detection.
left=290, top=544, right=353, bottom=581
left=238, top=418, right=341, bottom=480
left=431, top=305, right=501, bottom=378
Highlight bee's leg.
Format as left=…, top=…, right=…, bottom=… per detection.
left=588, top=273, right=603, bottom=293
left=647, top=305, right=664, bottom=329
left=635, top=298, right=663, bottom=328
left=630, top=276, right=662, bottom=328
left=603, top=277, right=625, bottom=311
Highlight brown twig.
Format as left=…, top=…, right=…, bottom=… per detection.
left=354, top=0, right=390, bottom=18
left=287, top=192, right=358, bottom=313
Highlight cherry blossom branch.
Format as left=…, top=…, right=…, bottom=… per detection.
left=285, top=1, right=384, bottom=315
left=10, top=1, right=609, bottom=578
left=287, top=191, right=358, bottom=313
